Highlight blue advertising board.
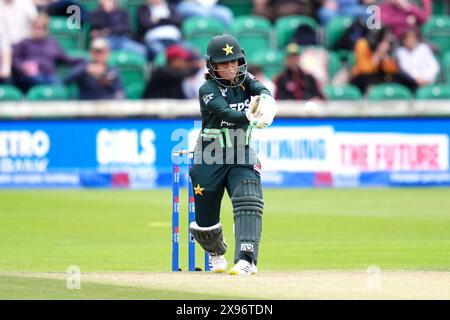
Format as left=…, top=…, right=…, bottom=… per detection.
left=1, top=118, right=450, bottom=188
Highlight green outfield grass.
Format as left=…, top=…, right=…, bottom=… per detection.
left=0, top=189, right=449, bottom=299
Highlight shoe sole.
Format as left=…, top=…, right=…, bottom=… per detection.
left=229, top=270, right=256, bottom=276
left=211, top=268, right=226, bottom=273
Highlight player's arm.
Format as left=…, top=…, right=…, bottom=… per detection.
left=244, top=73, right=278, bottom=128
left=246, top=72, right=272, bottom=96
left=199, top=86, right=249, bottom=124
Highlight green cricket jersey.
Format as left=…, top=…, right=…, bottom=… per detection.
left=198, top=73, right=271, bottom=150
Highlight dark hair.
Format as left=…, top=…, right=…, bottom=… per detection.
left=400, top=28, right=421, bottom=43
left=366, top=26, right=390, bottom=51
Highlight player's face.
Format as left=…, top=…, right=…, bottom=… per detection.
left=215, top=60, right=239, bottom=81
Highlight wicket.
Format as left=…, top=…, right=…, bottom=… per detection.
left=172, top=150, right=210, bottom=272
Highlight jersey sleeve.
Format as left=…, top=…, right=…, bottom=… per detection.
left=246, top=72, right=272, bottom=96
left=199, top=84, right=249, bottom=124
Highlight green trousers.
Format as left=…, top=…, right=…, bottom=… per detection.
left=189, top=161, right=261, bottom=227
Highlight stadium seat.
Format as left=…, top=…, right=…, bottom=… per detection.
left=367, top=84, right=413, bottom=101
left=182, top=17, right=226, bottom=55
left=0, top=85, right=23, bottom=101
left=327, top=50, right=342, bottom=80
left=109, top=50, right=147, bottom=88
left=49, top=17, right=81, bottom=51
left=125, top=82, right=145, bottom=100
left=220, top=0, right=253, bottom=17
left=443, top=51, right=450, bottom=83
left=325, top=84, right=362, bottom=100
left=416, top=84, right=450, bottom=100
left=231, top=15, right=272, bottom=53
left=153, top=51, right=167, bottom=67
left=67, top=49, right=91, bottom=60
left=248, top=49, right=285, bottom=80
left=27, top=85, right=69, bottom=101
left=123, top=0, right=143, bottom=34
left=275, top=15, right=319, bottom=48
left=421, top=15, right=450, bottom=56
left=325, top=16, right=353, bottom=49
left=80, top=0, right=99, bottom=12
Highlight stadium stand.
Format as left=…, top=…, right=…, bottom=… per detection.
left=325, top=84, right=362, bottom=100
left=416, top=84, right=450, bottom=100
left=181, top=16, right=225, bottom=55
left=27, top=84, right=69, bottom=101
left=231, top=15, right=272, bottom=53
left=0, top=0, right=448, bottom=102
left=367, top=83, right=413, bottom=101
left=0, top=84, right=23, bottom=101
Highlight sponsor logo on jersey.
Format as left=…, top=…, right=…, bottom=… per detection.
left=202, top=93, right=214, bottom=105
left=219, top=87, right=227, bottom=97
left=229, top=98, right=250, bottom=111
left=247, top=72, right=256, bottom=80
left=221, top=120, right=235, bottom=127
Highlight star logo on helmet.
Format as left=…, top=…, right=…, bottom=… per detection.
left=222, top=43, right=234, bottom=56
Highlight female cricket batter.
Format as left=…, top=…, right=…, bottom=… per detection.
left=188, top=34, right=277, bottom=275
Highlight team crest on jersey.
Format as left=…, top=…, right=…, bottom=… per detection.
left=219, top=87, right=227, bottom=97
left=202, top=93, right=214, bottom=105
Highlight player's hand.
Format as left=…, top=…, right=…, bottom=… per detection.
left=248, top=95, right=261, bottom=117
left=245, top=111, right=270, bottom=129
left=245, top=93, right=277, bottom=129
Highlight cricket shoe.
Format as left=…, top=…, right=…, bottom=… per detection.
left=229, top=259, right=257, bottom=276
left=209, top=254, right=227, bottom=273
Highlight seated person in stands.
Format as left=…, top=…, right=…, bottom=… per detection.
left=137, top=0, right=183, bottom=61
left=253, top=0, right=319, bottom=22
left=350, top=27, right=418, bottom=94
left=0, top=30, right=12, bottom=84
left=12, top=13, right=84, bottom=92
left=143, top=44, right=200, bottom=99
left=318, top=0, right=376, bottom=25
left=33, top=0, right=87, bottom=24
left=395, top=28, right=440, bottom=88
left=64, top=38, right=125, bottom=100
left=380, top=0, right=432, bottom=40
left=273, top=43, right=325, bottom=100
left=89, top=0, right=146, bottom=57
left=176, top=0, right=234, bottom=28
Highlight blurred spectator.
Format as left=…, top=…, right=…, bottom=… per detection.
left=182, top=50, right=207, bottom=99
left=143, top=44, right=200, bottom=99
left=0, top=0, right=39, bottom=45
left=0, top=31, right=12, bottom=84
left=273, top=43, right=325, bottom=100
left=395, top=29, right=440, bottom=87
left=318, top=0, right=376, bottom=25
left=253, top=0, right=317, bottom=23
left=380, top=0, right=432, bottom=40
left=350, top=27, right=417, bottom=94
left=247, top=64, right=276, bottom=96
left=89, top=0, right=147, bottom=57
left=64, top=38, right=124, bottom=100
left=137, top=0, right=183, bottom=61
left=34, top=0, right=87, bottom=24
left=12, top=13, right=84, bottom=92
left=177, top=0, right=234, bottom=28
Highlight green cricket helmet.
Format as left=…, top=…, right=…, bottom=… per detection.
left=205, top=34, right=247, bottom=87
